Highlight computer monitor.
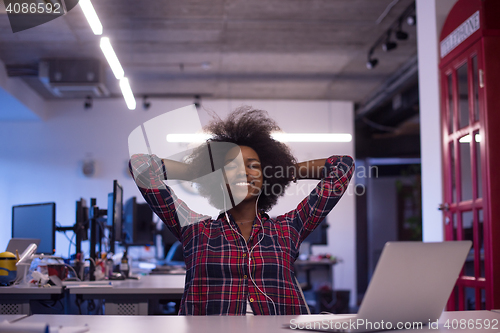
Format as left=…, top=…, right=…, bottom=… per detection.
left=305, top=220, right=328, bottom=245
left=107, top=180, right=123, bottom=252
left=12, top=202, right=56, bottom=254
left=161, top=225, right=179, bottom=259
left=75, top=198, right=89, bottom=240
left=123, top=196, right=155, bottom=246
left=74, top=198, right=89, bottom=254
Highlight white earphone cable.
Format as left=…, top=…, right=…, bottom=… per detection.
left=222, top=185, right=277, bottom=314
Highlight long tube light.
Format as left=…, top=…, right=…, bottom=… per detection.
left=81, top=2, right=135, bottom=110
left=166, top=133, right=352, bottom=143
left=119, top=78, right=136, bottom=110
left=79, top=0, right=103, bottom=35
left=100, top=37, right=124, bottom=80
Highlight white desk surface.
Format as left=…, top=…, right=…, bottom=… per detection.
left=66, top=274, right=185, bottom=295
left=0, top=285, right=63, bottom=295
left=14, top=310, right=500, bottom=333
left=0, top=314, right=26, bottom=323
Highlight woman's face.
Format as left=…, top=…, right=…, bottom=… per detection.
left=224, top=145, right=263, bottom=204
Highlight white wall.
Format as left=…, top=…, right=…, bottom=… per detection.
left=416, top=0, right=457, bottom=242
left=0, top=98, right=356, bottom=304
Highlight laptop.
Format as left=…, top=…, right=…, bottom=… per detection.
left=288, top=241, right=472, bottom=332
left=6, top=238, right=41, bottom=255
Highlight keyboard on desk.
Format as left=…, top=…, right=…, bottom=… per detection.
left=150, top=265, right=186, bottom=275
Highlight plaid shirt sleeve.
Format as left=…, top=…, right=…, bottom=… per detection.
left=279, top=155, right=355, bottom=251
left=129, top=154, right=208, bottom=240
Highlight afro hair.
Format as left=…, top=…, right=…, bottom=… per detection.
left=189, top=106, right=297, bottom=212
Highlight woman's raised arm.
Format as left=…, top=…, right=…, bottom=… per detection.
left=292, top=159, right=328, bottom=181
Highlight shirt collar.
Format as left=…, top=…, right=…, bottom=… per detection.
left=216, top=211, right=269, bottom=223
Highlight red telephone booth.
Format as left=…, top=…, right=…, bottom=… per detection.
left=439, top=0, right=500, bottom=310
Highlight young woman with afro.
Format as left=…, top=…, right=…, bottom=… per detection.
left=129, top=107, right=354, bottom=315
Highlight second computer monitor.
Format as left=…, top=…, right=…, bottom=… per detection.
left=123, top=196, right=155, bottom=246
left=107, top=180, right=124, bottom=249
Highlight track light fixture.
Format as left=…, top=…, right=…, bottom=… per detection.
left=194, top=95, right=201, bottom=109
left=366, top=49, right=379, bottom=70
left=84, top=95, right=93, bottom=110
left=382, top=31, right=397, bottom=52
left=142, top=95, right=151, bottom=110
left=395, top=30, right=409, bottom=41
left=407, top=15, right=416, bottom=26
left=366, top=58, right=379, bottom=70
left=365, top=1, right=415, bottom=69
left=395, top=18, right=409, bottom=40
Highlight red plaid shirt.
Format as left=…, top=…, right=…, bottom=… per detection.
left=130, top=154, right=354, bottom=315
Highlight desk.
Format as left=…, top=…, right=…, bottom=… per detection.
left=0, top=314, right=26, bottom=322
left=67, top=275, right=185, bottom=315
left=0, top=285, right=63, bottom=315
left=11, top=310, right=500, bottom=333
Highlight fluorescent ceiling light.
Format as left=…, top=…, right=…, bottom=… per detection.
left=100, top=37, right=124, bottom=80
left=166, top=133, right=352, bottom=143
left=459, top=134, right=481, bottom=143
left=272, top=133, right=352, bottom=142
left=79, top=0, right=103, bottom=35
left=119, top=77, right=136, bottom=110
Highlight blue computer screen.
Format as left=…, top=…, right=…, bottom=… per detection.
left=12, top=202, right=56, bottom=254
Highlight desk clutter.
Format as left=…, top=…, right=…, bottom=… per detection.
left=5, top=180, right=183, bottom=283
left=2, top=180, right=188, bottom=315
left=0, top=273, right=185, bottom=316
left=1, top=242, right=185, bottom=316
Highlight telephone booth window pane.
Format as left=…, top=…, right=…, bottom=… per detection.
left=459, top=136, right=472, bottom=201
left=474, top=130, right=482, bottom=198
left=450, top=141, right=456, bottom=203
left=462, top=211, right=474, bottom=277
left=448, top=74, right=454, bottom=133
left=480, top=289, right=486, bottom=310
left=479, top=209, right=485, bottom=278
left=472, top=56, right=480, bottom=122
left=457, top=63, right=470, bottom=129
left=465, top=287, right=475, bottom=310
left=453, top=286, right=459, bottom=311
left=452, top=213, right=457, bottom=241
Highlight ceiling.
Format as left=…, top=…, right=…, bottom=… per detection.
left=0, top=0, right=418, bottom=106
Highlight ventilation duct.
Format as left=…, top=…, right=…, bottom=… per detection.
left=39, top=59, right=110, bottom=98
